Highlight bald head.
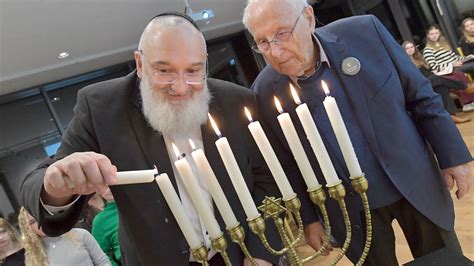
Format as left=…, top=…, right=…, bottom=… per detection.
left=138, top=15, right=206, bottom=54
left=243, top=0, right=308, bottom=30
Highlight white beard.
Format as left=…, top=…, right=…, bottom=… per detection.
left=139, top=74, right=211, bottom=136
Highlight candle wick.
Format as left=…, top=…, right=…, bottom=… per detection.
left=153, top=165, right=160, bottom=177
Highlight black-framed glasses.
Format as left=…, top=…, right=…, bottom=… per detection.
left=251, top=8, right=306, bottom=54
left=138, top=50, right=208, bottom=85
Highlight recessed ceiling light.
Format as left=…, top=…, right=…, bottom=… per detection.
left=58, top=52, right=69, bottom=59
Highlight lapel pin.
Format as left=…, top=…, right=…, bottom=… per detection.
left=341, top=57, right=361, bottom=76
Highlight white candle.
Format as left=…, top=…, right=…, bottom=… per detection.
left=321, top=81, right=362, bottom=177
left=64, top=169, right=156, bottom=188
left=274, top=96, right=320, bottom=189
left=189, top=139, right=239, bottom=229
left=208, top=113, right=260, bottom=220
left=290, top=85, right=340, bottom=186
left=155, top=173, right=202, bottom=249
left=244, top=107, right=296, bottom=200
left=115, top=169, right=156, bottom=185
left=171, top=143, right=222, bottom=240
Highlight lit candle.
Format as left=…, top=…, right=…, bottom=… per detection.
left=274, top=96, right=320, bottom=189
left=171, top=143, right=222, bottom=239
left=189, top=139, right=239, bottom=229
left=155, top=173, right=202, bottom=249
left=244, top=107, right=296, bottom=200
left=321, top=81, right=362, bottom=177
left=290, top=85, right=340, bottom=186
left=208, top=113, right=260, bottom=220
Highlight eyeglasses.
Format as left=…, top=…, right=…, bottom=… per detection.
left=251, top=8, right=306, bottom=53
left=139, top=50, right=207, bottom=85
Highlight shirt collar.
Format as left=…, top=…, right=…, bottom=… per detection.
left=290, top=33, right=330, bottom=83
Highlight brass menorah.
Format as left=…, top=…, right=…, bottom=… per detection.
left=190, top=174, right=372, bottom=265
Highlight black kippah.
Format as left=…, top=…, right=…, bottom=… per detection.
left=149, top=11, right=200, bottom=31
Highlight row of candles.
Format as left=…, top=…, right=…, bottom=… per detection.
left=127, top=81, right=362, bottom=251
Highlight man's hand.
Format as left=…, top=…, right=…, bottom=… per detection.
left=42, top=152, right=117, bottom=206
left=304, top=221, right=332, bottom=255
left=442, top=163, right=472, bottom=199
left=243, top=257, right=272, bottom=266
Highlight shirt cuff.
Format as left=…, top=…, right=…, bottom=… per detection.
left=40, top=196, right=81, bottom=216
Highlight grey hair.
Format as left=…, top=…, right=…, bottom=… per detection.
left=242, top=0, right=309, bottom=29
left=138, top=16, right=205, bottom=51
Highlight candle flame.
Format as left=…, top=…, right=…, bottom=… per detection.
left=290, top=84, right=301, bottom=105
left=189, top=139, right=196, bottom=151
left=171, top=142, right=181, bottom=159
left=208, top=113, right=222, bottom=137
left=244, top=106, right=253, bottom=122
left=274, top=96, right=284, bottom=114
left=321, top=80, right=330, bottom=96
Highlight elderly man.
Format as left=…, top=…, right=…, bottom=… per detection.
left=243, top=0, right=472, bottom=264
left=21, top=12, right=282, bottom=265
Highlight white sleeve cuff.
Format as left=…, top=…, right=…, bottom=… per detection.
left=40, top=196, right=81, bottom=216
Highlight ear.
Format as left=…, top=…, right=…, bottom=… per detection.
left=134, top=51, right=143, bottom=79
left=304, top=5, right=316, bottom=29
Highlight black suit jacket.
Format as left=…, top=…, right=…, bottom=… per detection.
left=20, top=72, right=308, bottom=265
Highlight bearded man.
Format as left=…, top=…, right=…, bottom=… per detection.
left=20, top=12, right=288, bottom=265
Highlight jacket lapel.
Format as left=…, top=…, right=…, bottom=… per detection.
left=316, top=30, right=382, bottom=162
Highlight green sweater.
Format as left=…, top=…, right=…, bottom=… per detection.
left=92, top=202, right=121, bottom=266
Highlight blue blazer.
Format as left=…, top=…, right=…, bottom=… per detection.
left=251, top=15, right=471, bottom=257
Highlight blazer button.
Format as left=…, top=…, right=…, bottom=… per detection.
left=354, top=224, right=361, bottom=230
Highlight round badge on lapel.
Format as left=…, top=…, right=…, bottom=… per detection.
left=341, top=57, right=361, bottom=76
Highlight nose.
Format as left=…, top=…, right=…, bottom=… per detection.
left=170, top=74, right=188, bottom=96
left=269, top=44, right=285, bottom=60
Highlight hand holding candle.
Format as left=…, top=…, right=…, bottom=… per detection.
left=290, top=85, right=340, bottom=186
left=171, top=143, right=222, bottom=240
left=274, top=96, right=320, bottom=190
left=321, top=81, right=362, bottom=177
left=244, top=107, right=296, bottom=200
left=208, top=113, right=260, bottom=220
left=189, top=139, right=239, bottom=229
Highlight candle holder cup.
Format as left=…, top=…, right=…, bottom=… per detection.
left=210, top=233, right=232, bottom=265
left=192, top=244, right=210, bottom=266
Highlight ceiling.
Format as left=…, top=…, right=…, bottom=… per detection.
left=0, top=0, right=247, bottom=96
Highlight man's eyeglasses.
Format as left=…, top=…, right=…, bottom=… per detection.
left=139, top=50, right=207, bottom=85
left=251, top=8, right=306, bottom=54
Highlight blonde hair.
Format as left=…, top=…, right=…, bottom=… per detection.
left=18, top=208, right=85, bottom=266
left=425, top=25, right=452, bottom=51
left=402, top=41, right=429, bottom=69
left=18, top=207, right=49, bottom=266
left=0, top=218, right=22, bottom=261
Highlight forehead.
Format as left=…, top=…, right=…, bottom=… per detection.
left=142, top=26, right=206, bottom=62
left=247, top=2, right=298, bottom=39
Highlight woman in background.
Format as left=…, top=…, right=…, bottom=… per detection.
left=423, top=25, right=474, bottom=74
left=459, top=17, right=474, bottom=56
left=18, top=207, right=110, bottom=266
left=0, top=218, right=24, bottom=265
left=403, top=40, right=471, bottom=123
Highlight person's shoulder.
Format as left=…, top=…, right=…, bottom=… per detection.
left=79, top=71, right=137, bottom=99
left=320, top=15, right=379, bottom=33
left=71, top=227, right=90, bottom=234
left=252, top=65, right=283, bottom=94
